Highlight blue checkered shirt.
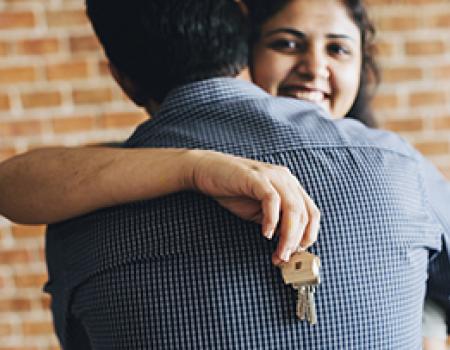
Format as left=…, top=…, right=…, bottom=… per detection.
left=45, top=78, right=450, bottom=349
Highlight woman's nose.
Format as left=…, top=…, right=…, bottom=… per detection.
left=295, top=47, right=330, bottom=80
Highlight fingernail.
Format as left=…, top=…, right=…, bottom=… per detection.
left=272, top=256, right=282, bottom=266
left=265, top=228, right=274, bottom=239
left=281, top=249, right=292, bottom=262
left=297, top=245, right=306, bottom=252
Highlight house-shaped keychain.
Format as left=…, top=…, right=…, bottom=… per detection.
left=281, top=251, right=321, bottom=287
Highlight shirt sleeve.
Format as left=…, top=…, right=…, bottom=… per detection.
left=420, top=156, right=450, bottom=253
left=419, top=155, right=450, bottom=312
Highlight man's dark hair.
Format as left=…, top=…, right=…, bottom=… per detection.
left=86, top=0, right=249, bottom=103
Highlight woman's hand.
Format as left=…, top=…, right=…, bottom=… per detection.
left=0, top=146, right=319, bottom=264
left=183, top=150, right=321, bottom=266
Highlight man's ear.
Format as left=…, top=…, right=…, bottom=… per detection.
left=234, top=0, right=248, bottom=16
left=108, top=63, right=148, bottom=106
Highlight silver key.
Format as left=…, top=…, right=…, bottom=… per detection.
left=295, top=285, right=307, bottom=320
left=280, top=252, right=321, bottom=324
left=305, top=285, right=317, bottom=325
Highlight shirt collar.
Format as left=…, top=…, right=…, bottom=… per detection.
left=155, top=77, right=269, bottom=118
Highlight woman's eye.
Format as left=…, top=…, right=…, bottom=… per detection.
left=328, top=43, right=352, bottom=56
left=267, top=39, right=303, bottom=53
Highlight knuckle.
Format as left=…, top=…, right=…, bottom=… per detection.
left=266, top=190, right=280, bottom=204
left=311, top=207, right=321, bottom=220
left=280, top=166, right=292, bottom=175
left=284, top=201, right=299, bottom=213
left=299, top=210, right=309, bottom=223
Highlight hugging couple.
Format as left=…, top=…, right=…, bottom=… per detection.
left=0, top=0, right=448, bottom=349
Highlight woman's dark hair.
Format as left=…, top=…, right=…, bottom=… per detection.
left=243, top=0, right=380, bottom=127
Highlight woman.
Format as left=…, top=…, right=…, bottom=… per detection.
left=0, top=0, right=446, bottom=346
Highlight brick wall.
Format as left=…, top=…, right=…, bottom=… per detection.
left=0, top=0, right=449, bottom=349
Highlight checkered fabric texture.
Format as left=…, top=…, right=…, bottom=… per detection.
left=45, top=78, right=450, bottom=350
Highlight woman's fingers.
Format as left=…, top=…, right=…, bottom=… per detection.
left=190, top=151, right=320, bottom=265
left=270, top=173, right=310, bottom=265
left=237, top=163, right=321, bottom=265
left=259, top=184, right=281, bottom=239
left=298, top=188, right=321, bottom=249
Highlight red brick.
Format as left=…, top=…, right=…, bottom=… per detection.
left=73, top=87, right=112, bottom=104
left=376, top=16, right=421, bottom=31
left=0, top=298, right=32, bottom=312
left=46, top=61, right=89, bottom=81
left=21, top=91, right=61, bottom=109
left=438, top=166, right=450, bottom=180
left=433, top=116, right=450, bottom=130
left=0, top=249, right=31, bottom=264
left=0, top=120, right=42, bottom=137
left=22, top=321, right=54, bottom=336
left=429, top=13, right=450, bottom=28
left=384, top=118, right=424, bottom=132
left=0, top=11, right=35, bottom=29
left=0, top=274, right=5, bottom=289
left=0, top=346, right=40, bottom=350
left=0, top=41, right=8, bottom=56
left=0, top=93, right=10, bottom=110
left=405, top=40, right=446, bottom=56
left=99, top=111, right=147, bottom=128
left=375, top=40, right=394, bottom=57
left=414, top=141, right=449, bottom=156
left=46, top=9, right=88, bottom=28
left=0, top=66, right=36, bottom=84
left=51, top=115, right=96, bottom=133
left=98, top=59, right=110, bottom=76
left=432, top=65, right=450, bottom=79
left=69, top=35, right=100, bottom=53
left=0, top=323, right=13, bottom=337
left=409, top=91, right=446, bottom=107
left=367, top=0, right=448, bottom=4
left=14, top=273, right=47, bottom=288
left=11, top=225, right=46, bottom=238
left=372, top=93, right=399, bottom=109
left=40, top=294, right=52, bottom=310
left=382, top=67, right=423, bottom=83
left=16, top=38, right=59, bottom=55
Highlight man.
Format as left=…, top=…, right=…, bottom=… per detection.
left=45, top=0, right=450, bottom=349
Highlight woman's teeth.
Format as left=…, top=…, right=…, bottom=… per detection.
left=292, top=90, right=325, bottom=103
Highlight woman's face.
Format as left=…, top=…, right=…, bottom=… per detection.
left=251, top=0, right=362, bottom=119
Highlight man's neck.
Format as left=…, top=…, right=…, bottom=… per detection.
left=236, top=68, right=251, bottom=82
left=145, top=68, right=252, bottom=115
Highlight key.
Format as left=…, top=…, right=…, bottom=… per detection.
left=305, top=285, right=317, bottom=325
left=280, top=251, right=321, bottom=324
left=295, top=285, right=307, bottom=320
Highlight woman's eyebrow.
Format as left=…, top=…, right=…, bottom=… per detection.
left=264, top=28, right=306, bottom=38
left=326, top=33, right=356, bottom=42
left=264, top=28, right=356, bottom=42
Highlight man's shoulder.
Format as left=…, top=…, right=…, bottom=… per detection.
left=333, top=117, right=417, bottom=159
left=125, top=81, right=417, bottom=163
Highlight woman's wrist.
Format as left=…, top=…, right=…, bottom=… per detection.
left=177, top=148, right=212, bottom=192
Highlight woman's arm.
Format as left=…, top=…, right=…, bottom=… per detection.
left=0, top=147, right=320, bottom=265
left=0, top=147, right=192, bottom=224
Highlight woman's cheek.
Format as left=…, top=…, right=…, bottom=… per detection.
left=333, top=65, right=361, bottom=117
left=253, top=54, right=291, bottom=95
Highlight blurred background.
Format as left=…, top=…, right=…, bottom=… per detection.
left=0, top=0, right=449, bottom=349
